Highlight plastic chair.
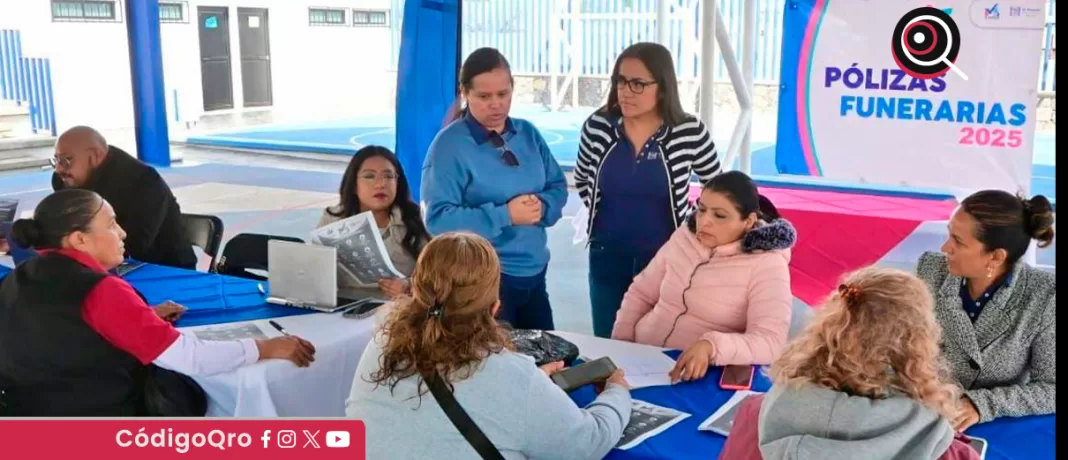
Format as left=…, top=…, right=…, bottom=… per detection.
left=180, top=213, right=224, bottom=271
left=214, top=233, right=304, bottom=280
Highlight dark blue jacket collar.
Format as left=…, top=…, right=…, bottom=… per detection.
left=463, top=111, right=516, bottom=144
left=610, top=112, right=669, bottom=143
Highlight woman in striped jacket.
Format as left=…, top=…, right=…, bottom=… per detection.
left=575, top=42, right=721, bottom=338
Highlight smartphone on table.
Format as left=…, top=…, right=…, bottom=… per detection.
left=965, top=436, right=987, bottom=459
left=341, top=299, right=386, bottom=320
left=550, top=357, right=618, bottom=392
left=719, top=365, right=755, bottom=391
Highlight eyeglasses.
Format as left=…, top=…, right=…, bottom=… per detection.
left=613, top=76, right=658, bottom=95
left=49, top=156, right=73, bottom=169
left=487, top=131, right=519, bottom=167
left=358, top=172, right=398, bottom=183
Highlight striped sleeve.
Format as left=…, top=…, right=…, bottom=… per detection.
left=667, top=118, right=720, bottom=183
left=575, top=114, right=613, bottom=207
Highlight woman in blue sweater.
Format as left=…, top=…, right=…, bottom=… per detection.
left=421, top=47, right=568, bottom=331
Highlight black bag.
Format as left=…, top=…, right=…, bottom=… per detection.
left=509, top=329, right=579, bottom=366
left=142, top=365, right=208, bottom=417
left=423, top=370, right=505, bottom=460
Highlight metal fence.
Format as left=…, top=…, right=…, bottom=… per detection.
left=0, top=29, right=58, bottom=136
left=391, top=0, right=1056, bottom=93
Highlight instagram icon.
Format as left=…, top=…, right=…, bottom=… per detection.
left=277, top=430, right=297, bottom=449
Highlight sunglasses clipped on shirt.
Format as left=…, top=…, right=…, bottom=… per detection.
left=487, top=131, right=519, bottom=167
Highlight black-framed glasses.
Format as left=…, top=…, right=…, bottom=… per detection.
left=613, top=76, right=658, bottom=95
left=487, top=131, right=519, bottom=167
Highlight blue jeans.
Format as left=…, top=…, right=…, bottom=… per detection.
left=588, top=240, right=656, bottom=338
left=498, top=268, right=555, bottom=331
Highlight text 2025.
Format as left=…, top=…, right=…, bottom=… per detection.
left=959, top=128, right=1024, bottom=148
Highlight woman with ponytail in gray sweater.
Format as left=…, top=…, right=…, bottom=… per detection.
left=346, top=232, right=631, bottom=459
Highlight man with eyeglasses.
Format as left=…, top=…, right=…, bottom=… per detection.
left=37, top=126, right=195, bottom=269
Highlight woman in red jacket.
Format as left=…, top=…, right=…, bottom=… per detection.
left=0, top=189, right=315, bottom=416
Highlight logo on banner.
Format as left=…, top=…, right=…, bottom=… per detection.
left=1008, top=5, right=1042, bottom=17
left=891, top=6, right=969, bottom=80
left=984, top=4, right=1001, bottom=19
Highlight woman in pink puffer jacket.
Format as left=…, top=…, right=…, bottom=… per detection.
left=611, top=171, right=796, bottom=382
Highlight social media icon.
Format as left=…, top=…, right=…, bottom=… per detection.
left=277, top=430, right=297, bottom=449
left=326, top=431, right=350, bottom=448
left=303, top=430, right=321, bottom=449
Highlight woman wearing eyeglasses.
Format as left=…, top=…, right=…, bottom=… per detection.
left=421, top=47, right=568, bottom=331
left=319, top=146, right=432, bottom=300
left=575, top=42, right=722, bottom=338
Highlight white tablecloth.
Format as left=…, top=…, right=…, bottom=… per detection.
left=181, top=312, right=378, bottom=417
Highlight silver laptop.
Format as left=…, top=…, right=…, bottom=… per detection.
left=265, top=240, right=362, bottom=312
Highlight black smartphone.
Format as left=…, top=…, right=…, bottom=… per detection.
left=342, top=299, right=386, bottom=319
left=719, top=365, right=755, bottom=390
left=112, top=261, right=147, bottom=278
left=550, top=357, right=617, bottom=392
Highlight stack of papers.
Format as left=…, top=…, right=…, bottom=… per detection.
left=0, top=199, right=18, bottom=235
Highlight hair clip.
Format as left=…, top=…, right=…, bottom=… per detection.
left=427, top=303, right=444, bottom=320
left=838, top=283, right=863, bottom=307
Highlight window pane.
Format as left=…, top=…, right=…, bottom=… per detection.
left=160, top=4, right=183, bottom=21
left=52, top=2, right=84, bottom=19
left=310, top=8, right=344, bottom=25
left=83, top=2, right=113, bottom=19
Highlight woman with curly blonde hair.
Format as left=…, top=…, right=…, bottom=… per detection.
left=345, top=232, right=631, bottom=460
left=719, top=267, right=979, bottom=460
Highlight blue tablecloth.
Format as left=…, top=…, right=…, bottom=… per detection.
left=569, top=350, right=1055, bottom=460
left=0, top=261, right=312, bottom=327
left=122, top=263, right=315, bottom=327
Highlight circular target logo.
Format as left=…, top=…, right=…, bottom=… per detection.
left=891, top=7, right=969, bottom=80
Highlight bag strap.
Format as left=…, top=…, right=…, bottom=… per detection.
left=422, top=370, right=505, bottom=460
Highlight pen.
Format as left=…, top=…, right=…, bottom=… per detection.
left=268, top=320, right=291, bottom=336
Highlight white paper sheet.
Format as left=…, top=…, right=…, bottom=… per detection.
left=310, top=211, right=405, bottom=287
left=586, top=353, right=675, bottom=389
left=191, top=322, right=269, bottom=341
left=616, top=400, right=691, bottom=450
left=556, top=331, right=677, bottom=389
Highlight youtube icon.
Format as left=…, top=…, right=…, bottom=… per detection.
left=326, top=431, right=350, bottom=448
